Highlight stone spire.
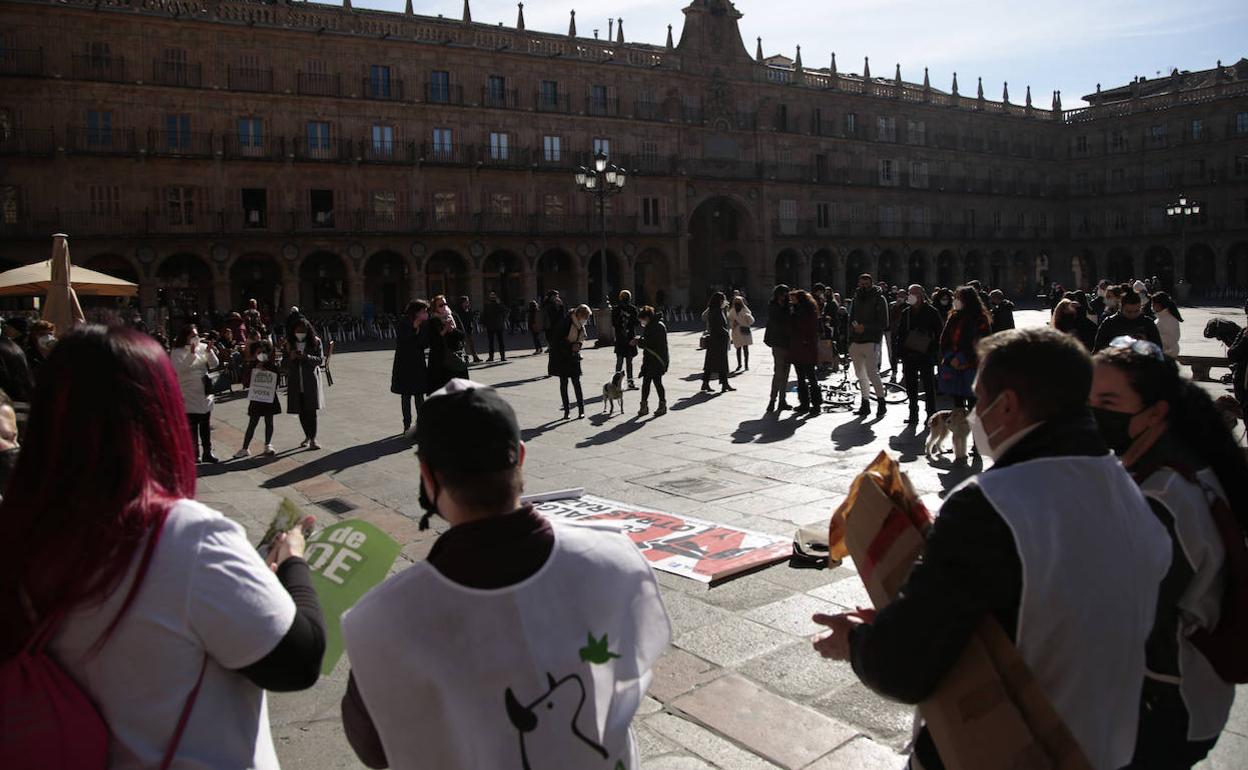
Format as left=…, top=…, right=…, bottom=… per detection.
left=863, top=56, right=870, bottom=80
left=462, top=0, right=470, bottom=23
left=977, top=76, right=984, bottom=99
left=568, top=9, right=576, bottom=37
left=755, top=37, right=763, bottom=62
left=1055, top=90, right=1062, bottom=111
left=666, top=24, right=673, bottom=49
left=1002, top=81, right=1009, bottom=104
left=405, top=0, right=412, bottom=14
left=516, top=2, right=524, bottom=29
left=1025, top=85, right=1032, bottom=108
left=616, top=18, right=623, bottom=44
left=608, top=18, right=613, bottom=40
left=794, top=45, right=802, bottom=72
left=923, top=66, right=929, bottom=89
left=894, top=62, right=902, bottom=86
left=343, top=0, right=351, bottom=10
left=951, top=71, right=959, bottom=97
left=829, top=52, right=837, bottom=76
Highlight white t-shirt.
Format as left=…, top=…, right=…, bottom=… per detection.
left=49, top=499, right=295, bottom=769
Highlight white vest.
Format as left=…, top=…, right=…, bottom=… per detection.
left=1139, top=466, right=1234, bottom=740
left=342, top=521, right=671, bottom=770
left=973, top=454, right=1171, bottom=770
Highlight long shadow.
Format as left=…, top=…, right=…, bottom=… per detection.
left=195, top=447, right=304, bottom=478
left=488, top=375, right=549, bottom=389
left=936, top=454, right=985, bottom=495
left=669, top=391, right=718, bottom=411
left=521, top=419, right=571, bottom=442
left=261, top=435, right=414, bottom=488
left=577, top=416, right=648, bottom=448
left=732, top=414, right=802, bottom=444
left=830, top=419, right=877, bottom=451
left=887, top=423, right=925, bottom=463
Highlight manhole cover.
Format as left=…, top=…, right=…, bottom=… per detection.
left=629, top=466, right=780, bottom=502
left=316, top=497, right=357, bottom=515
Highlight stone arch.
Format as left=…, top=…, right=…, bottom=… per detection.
left=230, top=252, right=284, bottom=316
left=1144, top=245, right=1174, bottom=292
left=483, top=250, right=524, bottom=307
left=299, top=251, right=349, bottom=313
left=719, top=250, right=749, bottom=300
left=1227, top=242, right=1248, bottom=290
left=936, top=250, right=958, bottom=288
left=845, top=249, right=869, bottom=291
left=988, top=250, right=1008, bottom=291
left=536, top=249, right=576, bottom=304
left=633, top=247, right=672, bottom=307
left=156, top=252, right=214, bottom=324
left=588, top=249, right=621, bottom=306
left=877, top=249, right=902, bottom=286
left=775, top=249, right=801, bottom=290
left=811, top=249, right=836, bottom=289
left=425, top=250, right=470, bottom=300
left=79, top=253, right=141, bottom=311
left=687, top=195, right=758, bottom=301
left=1106, top=247, right=1132, bottom=283
left=963, top=250, right=986, bottom=285
left=907, top=250, right=927, bottom=287
left=364, top=250, right=408, bottom=315
left=1185, top=243, right=1216, bottom=294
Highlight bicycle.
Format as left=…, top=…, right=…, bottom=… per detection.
left=818, top=355, right=909, bottom=412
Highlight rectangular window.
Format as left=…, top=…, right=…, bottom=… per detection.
left=876, top=116, right=896, bottom=142
left=370, top=65, right=393, bottom=98
left=641, top=197, right=660, bottom=227
left=1075, top=135, right=1088, bottom=153
left=1113, top=210, right=1127, bottom=231
left=487, top=75, right=506, bottom=104
left=592, top=137, right=610, bottom=158
left=89, top=185, right=119, bottom=216
left=428, top=70, right=449, bottom=103
left=165, top=113, right=191, bottom=151
left=1236, top=155, right=1248, bottom=177
left=241, top=188, right=267, bottom=228
left=812, top=108, right=823, bottom=135
left=543, top=194, right=564, bottom=217
left=432, top=127, right=453, bottom=159
left=167, top=186, right=195, bottom=226
left=1111, top=131, right=1127, bottom=150
left=433, top=192, right=457, bottom=223
left=306, top=121, right=331, bottom=152
left=590, top=84, right=608, bottom=114
left=310, top=189, right=334, bottom=227
left=86, top=109, right=112, bottom=147
left=0, top=186, right=17, bottom=225
left=87, top=41, right=111, bottom=67
left=371, top=124, right=394, bottom=157
left=909, top=160, right=928, bottom=188
left=816, top=202, right=831, bottom=229
left=543, top=135, right=561, bottom=162
left=540, top=80, right=559, bottom=108
left=992, top=210, right=1003, bottom=230
left=1075, top=172, right=1088, bottom=192
left=1237, top=112, right=1248, bottom=136
left=162, top=47, right=189, bottom=85
left=370, top=191, right=397, bottom=221
left=489, top=132, right=509, bottom=161
left=845, top=112, right=857, bottom=135
left=1149, top=125, right=1165, bottom=144
left=640, top=140, right=659, bottom=162
left=778, top=199, right=797, bottom=234
left=878, top=158, right=895, bottom=185
left=880, top=205, right=896, bottom=236
left=776, top=104, right=788, bottom=132
left=906, top=120, right=926, bottom=145
left=489, top=193, right=513, bottom=215
left=1191, top=119, right=1204, bottom=140
left=237, top=117, right=263, bottom=149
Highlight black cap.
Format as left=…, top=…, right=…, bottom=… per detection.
left=415, top=380, right=521, bottom=472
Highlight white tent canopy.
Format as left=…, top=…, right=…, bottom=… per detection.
left=0, top=260, right=138, bottom=298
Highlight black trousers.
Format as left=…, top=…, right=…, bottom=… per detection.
left=615, top=354, right=634, bottom=381
left=641, top=374, right=665, bottom=404
left=187, top=412, right=211, bottom=458
left=559, top=376, right=584, bottom=411
left=400, top=393, right=424, bottom=429
left=735, top=346, right=750, bottom=368
left=1122, top=679, right=1218, bottom=769
left=902, top=358, right=937, bottom=416
left=793, top=363, right=819, bottom=408
left=531, top=331, right=543, bottom=352
left=298, top=409, right=318, bottom=441
left=487, top=330, right=506, bottom=359
left=243, top=414, right=274, bottom=447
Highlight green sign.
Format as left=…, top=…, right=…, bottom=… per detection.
left=304, top=519, right=401, bottom=675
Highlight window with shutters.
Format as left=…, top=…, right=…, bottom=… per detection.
left=89, top=185, right=120, bottom=216
left=167, top=186, right=195, bottom=226
left=543, top=194, right=564, bottom=218
left=0, top=186, right=17, bottom=225
left=543, top=135, right=562, bottom=162
left=372, top=124, right=394, bottom=157
left=370, top=191, right=397, bottom=223
left=433, top=192, right=457, bottom=223
left=165, top=114, right=191, bottom=151
left=592, top=137, right=610, bottom=158
left=641, top=197, right=661, bottom=227
left=778, top=199, right=797, bottom=234
left=489, top=132, right=509, bottom=161
left=432, top=127, right=453, bottom=160
left=878, top=158, right=895, bottom=185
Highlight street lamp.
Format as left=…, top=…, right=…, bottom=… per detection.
left=1165, top=194, right=1201, bottom=291
left=575, top=149, right=626, bottom=309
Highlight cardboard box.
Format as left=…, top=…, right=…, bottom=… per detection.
left=830, top=452, right=1092, bottom=770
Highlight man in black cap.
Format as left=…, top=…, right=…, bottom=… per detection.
left=340, top=380, right=670, bottom=770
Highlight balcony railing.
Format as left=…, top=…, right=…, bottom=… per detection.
left=535, top=92, right=572, bottom=114
left=358, top=210, right=423, bottom=232
left=422, top=81, right=461, bottom=104
left=481, top=87, right=520, bottom=109
left=147, top=129, right=215, bottom=157
left=0, top=47, right=43, bottom=76
left=419, top=142, right=468, bottom=165
left=72, top=54, right=127, bottom=83
left=533, top=147, right=582, bottom=171
left=151, top=60, right=202, bottom=88
left=633, top=101, right=663, bottom=121
left=361, top=77, right=404, bottom=101
left=360, top=139, right=416, bottom=164
left=66, top=127, right=138, bottom=154
left=228, top=66, right=274, bottom=92
left=586, top=96, right=620, bottom=117
left=292, top=137, right=351, bottom=162
left=478, top=146, right=533, bottom=169
left=297, top=72, right=342, bottom=97
left=0, top=129, right=55, bottom=156
left=222, top=133, right=285, bottom=160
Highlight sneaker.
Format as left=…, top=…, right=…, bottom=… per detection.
left=232, top=448, right=250, bottom=460
left=201, top=453, right=220, bottom=464
left=654, top=402, right=667, bottom=417
left=628, top=380, right=637, bottom=390
left=263, top=444, right=276, bottom=456
left=638, top=402, right=650, bottom=417
left=299, top=438, right=310, bottom=448
left=308, top=440, right=321, bottom=450
left=577, top=408, right=585, bottom=419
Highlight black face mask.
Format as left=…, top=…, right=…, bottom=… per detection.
left=1090, top=406, right=1141, bottom=455
left=418, top=475, right=442, bottom=531
left=0, top=447, right=18, bottom=494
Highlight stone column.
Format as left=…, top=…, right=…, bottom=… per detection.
left=282, top=273, right=300, bottom=312
left=468, top=268, right=485, bottom=311
left=522, top=260, right=538, bottom=304
left=833, top=252, right=848, bottom=296
left=139, top=276, right=158, bottom=313
left=1132, top=248, right=1146, bottom=282
left=408, top=270, right=423, bottom=304
left=1215, top=243, right=1229, bottom=287
left=924, top=252, right=938, bottom=288
left=213, top=278, right=231, bottom=313
left=347, top=270, right=365, bottom=315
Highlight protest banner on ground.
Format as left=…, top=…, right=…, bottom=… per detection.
left=304, top=519, right=401, bottom=675
left=533, top=494, right=791, bottom=583
left=248, top=369, right=278, bottom=403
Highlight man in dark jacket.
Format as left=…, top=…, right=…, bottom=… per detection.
left=893, top=285, right=943, bottom=423
left=847, top=273, right=890, bottom=416
left=886, top=289, right=908, bottom=382
left=1093, top=290, right=1162, bottom=352
left=453, top=296, right=481, bottom=363
left=541, top=290, right=566, bottom=351
left=1089, top=279, right=1110, bottom=319
left=764, top=284, right=792, bottom=413
left=988, top=290, right=1016, bottom=334
left=813, top=327, right=1171, bottom=770
left=636, top=305, right=669, bottom=417
left=481, top=292, right=508, bottom=362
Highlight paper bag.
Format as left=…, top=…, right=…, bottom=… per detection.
left=829, top=451, right=1092, bottom=770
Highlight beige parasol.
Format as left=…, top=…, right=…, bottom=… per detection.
left=0, top=242, right=139, bottom=301
left=38, top=234, right=85, bottom=332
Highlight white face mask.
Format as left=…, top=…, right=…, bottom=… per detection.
left=257, top=353, right=269, bottom=362
left=906, top=294, right=919, bottom=306
left=187, top=335, right=199, bottom=346
left=38, top=334, right=55, bottom=349
left=952, top=299, right=964, bottom=312
left=967, top=394, right=1006, bottom=461
left=295, top=332, right=307, bottom=341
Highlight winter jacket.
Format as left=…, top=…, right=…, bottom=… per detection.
left=481, top=301, right=508, bottom=332
left=989, top=300, right=1016, bottom=333
left=547, top=317, right=585, bottom=378
left=848, top=287, right=890, bottom=345
left=894, top=302, right=944, bottom=363
left=729, top=306, right=755, bottom=348
left=612, top=303, right=639, bottom=359
left=172, top=343, right=220, bottom=415
left=284, top=335, right=324, bottom=413
left=1093, top=312, right=1162, bottom=352
left=390, top=321, right=428, bottom=396
left=1155, top=309, right=1180, bottom=357
left=764, top=300, right=792, bottom=349
left=638, top=319, right=669, bottom=377
left=701, top=306, right=730, bottom=375
left=426, top=317, right=467, bottom=394
left=787, top=303, right=820, bottom=366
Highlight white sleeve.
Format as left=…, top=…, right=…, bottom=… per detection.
left=186, top=515, right=296, bottom=670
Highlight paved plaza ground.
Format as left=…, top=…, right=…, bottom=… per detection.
left=199, top=305, right=1248, bottom=769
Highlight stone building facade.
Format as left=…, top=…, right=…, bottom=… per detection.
left=0, top=0, right=1246, bottom=321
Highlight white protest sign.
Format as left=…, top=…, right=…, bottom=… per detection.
left=249, top=369, right=278, bottom=403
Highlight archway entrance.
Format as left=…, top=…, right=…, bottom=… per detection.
left=80, top=254, right=139, bottom=312
left=878, top=250, right=902, bottom=286
left=157, top=253, right=213, bottom=327
left=1228, top=242, right=1248, bottom=290
left=426, top=250, right=469, bottom=300
left=811, top=249, right=835, bottom=289
left=230, top=253, right=283, bottom=315
left=634, top=248, right=671, bottom=307
left=1145, top=246, right=1174, bottom=292
left=937, top=250, right=957, bottom=288
left=483, top=251, right=523, bottom=307
left=908, top=250, right=927, bottom=287
left=300, top=251, right=348, bottom=312
left=1185, top=243, right=1215, bottom=295
left=364, top=251, right=406, bottom=315
left=588, top=250, right=621, bottom=306
left=845, top=249, right=868, bottom=291
left=1106, top=248, right=1132, bottom=283
left=687, top=196, right=755, bottom=302
left=775, top=249, right=801, bottom=290
left=989, top=250, right=1007, bottom=290
left=964, top=250, right=984, bottom=285
left=536, top=250, right=575, bottom=304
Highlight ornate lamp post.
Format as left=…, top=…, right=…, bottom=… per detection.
left=575, top=149, right=626, bottom=310
left=1165, top=194, right=1201, bottom=296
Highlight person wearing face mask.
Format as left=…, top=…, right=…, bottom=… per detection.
left=234, top=339, right=281, bottom=459
left=1051, top=298, right=1097, bottom=351
left=1151, top=292, right=1183, bottom=358
left=391, top=300, right=430, bottom=434
left=0, top=389, right=20, bottom=501
left=700, top=292, right=735, bottom=394
left=814, top=327, right=1172, bottom=770
left=1094, top=290, right=1162, bottom=353
left=931, top=287, right=954, bottom=319
left=1099, top=286, right=1124, bottom=325
left=635, top=305, right=669, bottom=417
left=764, top=284, right=793, bottom=413
left=612, top=290, right=640, bottom=388
left=893, top=285, right=943, bottom=424
left=1090, top=279, right=1111, bottom=319
left=25, top=320, right=57, bottom=379
left=548, top=304, right=590, bottom=419
left=937, top=286, right=992, bottom=415
left=987, top=290, right=1015, bottom=333
left=171, top=323, right=221, bottom=463
left=847, top=274, right=889, bottom=417
left=1089, top=337, right=1242, bottom=769
left=338, top=380, right=670, bottom=770
left=284, top=318, right=325, bottom=450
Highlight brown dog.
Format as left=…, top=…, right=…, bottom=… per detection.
left=926, top=408, right=971, bottom=463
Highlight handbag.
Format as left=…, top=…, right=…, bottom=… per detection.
left=904, top=328, right=933, bottom=355
left=699, top=333, right=711, bottom=350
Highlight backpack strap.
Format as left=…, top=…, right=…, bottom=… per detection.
left=157, top=654, right=208, bottom=770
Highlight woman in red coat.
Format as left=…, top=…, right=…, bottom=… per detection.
left=787, top=290, right=821, bottom=414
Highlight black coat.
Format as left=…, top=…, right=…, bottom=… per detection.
left=894, top=302, right=944, bottom=363
left=547, top=317, right=584, bottom=378
left=481, top=301, right=507, bottom=332
left=426, top=317, right=467, bottom=394
left=989, top=300, right=1016, bottom=333
left=542, top=299, right=566, bottom=332
left=638, top=320, right=669, bottom=377
left=702, top=306, right=730, bottom=375
left=1093, top=312, right=1162, bottom=352
left=763, top=300, right=792, bottom=349
left=284, top=335, right=324, bottom=414
left=390, top=321, right=428, bottom=396
left=612, top=303, right=639, bottom=359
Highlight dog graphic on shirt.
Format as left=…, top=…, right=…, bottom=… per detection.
left=504, top=672, right=612, bottom=769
